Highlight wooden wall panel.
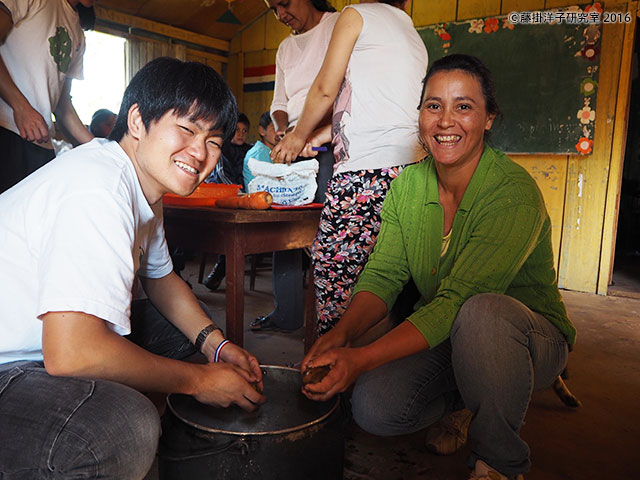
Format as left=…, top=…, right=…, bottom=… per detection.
left=185, top=52, right=222, bottom=74
left=513, top=155, right=568, bottom=272
left=598, top=2, right=637, bottom=293
left=543, top=0, right=576, bottom=8
left=456, top=0, right=501, bottom=20
left=412, top=0, right=457, bottom=25
left=333, top=0, right=354, bottom=11
left=243, top=50, right=278, bottom=142
left=242, top=15, right=266, bottom=52
left=265, top=11, right=290, bottom=50
left=230, top=34, right=242, bottom=55
left=227, top=53, right=243, bottom=110
left=558, top=18, right=626, bottom=292
left=501, top=0, right=546, bottom=13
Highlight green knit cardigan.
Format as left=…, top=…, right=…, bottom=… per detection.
left=353, top=144, right=577, bottom=348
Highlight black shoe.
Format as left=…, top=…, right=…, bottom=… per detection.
left=204, top=263, right=225, bottom=291
left=250, top=315, right=279, bottom=331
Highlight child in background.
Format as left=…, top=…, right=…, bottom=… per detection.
left=242, top=111, right=278, bottom=191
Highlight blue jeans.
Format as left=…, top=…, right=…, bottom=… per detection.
left=0, top=300, right=197, bottom=479
left=351, top=293, right=568, bottom=479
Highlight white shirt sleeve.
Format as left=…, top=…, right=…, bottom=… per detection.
left=0, top=0, right=32, bottom=24
left=270, top=43, right=289, bottom=116
left=138, top=202, right=173, bottom=279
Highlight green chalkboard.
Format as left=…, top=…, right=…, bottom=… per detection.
left=417, top=8, right=601, bottom=155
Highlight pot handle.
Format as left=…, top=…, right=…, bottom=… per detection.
left=159, top=437, right=252, bottom=461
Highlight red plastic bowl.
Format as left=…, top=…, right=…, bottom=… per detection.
left=162, top=183, right=241, bottom=207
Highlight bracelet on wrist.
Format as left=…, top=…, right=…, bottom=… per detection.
left=194, top=324, right=222, bottom=353
left=214, top=339, right=231, bottom=362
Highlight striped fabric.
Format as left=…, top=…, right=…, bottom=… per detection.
left=243, top=65, right=275, bottom=93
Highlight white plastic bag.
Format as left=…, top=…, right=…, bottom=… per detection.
left=247, top=158, right=319, bottom=206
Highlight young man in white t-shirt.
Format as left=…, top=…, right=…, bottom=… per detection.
left=0, top=57, right=265, bottom=479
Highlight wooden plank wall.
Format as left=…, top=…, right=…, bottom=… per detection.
left=229, top=0, right=637, bottom=295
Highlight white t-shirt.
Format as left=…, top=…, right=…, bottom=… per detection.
left=270, top=11, right=339, bottom=127
left=332, top=3, right=428, bottom=174
left=0, top=0, right=85, bottom=149
left=0, top=139, right=173, bottom=365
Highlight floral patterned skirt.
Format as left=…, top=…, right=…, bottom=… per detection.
left=311, top=166, right=404, bottom=336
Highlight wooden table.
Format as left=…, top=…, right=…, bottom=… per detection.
left=163, top=206, right=321, bottom=349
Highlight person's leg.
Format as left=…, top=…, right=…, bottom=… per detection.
left=252, top=249, right=304, bottom=331
left=313, top=143, right=335, bottom=204
left=0, top=126, right=55, bottom=193
left=127, top=299, right=199, bottom=360
left=204, top=255, right=226, bottom=291
left=311, top=166, right=403, bottom=336
left=451, top=293, right=568, bottom=479
left=351, top=340, right=461, bottom=436
left=0, top=361, right=160, bottom=480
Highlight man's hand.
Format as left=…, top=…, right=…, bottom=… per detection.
left=218, top=342, right=264, bottom=393
left=192, top=362, right=266, bottom=412
left=14, top=101, right=50, bottom=143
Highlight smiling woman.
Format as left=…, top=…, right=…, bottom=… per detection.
left=300, top=54, right=577, bottom=480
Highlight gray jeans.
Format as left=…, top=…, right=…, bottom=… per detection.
left=0, top=300, right=197, bottom=479
left=351, top=293, right=568, bottom=479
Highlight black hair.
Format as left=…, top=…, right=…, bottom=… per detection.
left=89, top=108, right=116, bottom=136
left=419, top=54, right=501, bottom=118
left=109, top=57, right=238, bottom=143
left=258, top=111, right=273, bottom=130
left=310, top=0, right=336, bottom=12
left=237, top=112, right=250, bottom=127
left=76, top=5, right=95, bottom=30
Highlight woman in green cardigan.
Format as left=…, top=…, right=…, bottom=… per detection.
left=301, top=54, right=576, bottom=480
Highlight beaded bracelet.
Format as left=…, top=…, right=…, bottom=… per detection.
left=214, top=339, right=231, bottom=363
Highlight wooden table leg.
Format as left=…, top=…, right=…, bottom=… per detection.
left=225, top=228, right=245, bottom=347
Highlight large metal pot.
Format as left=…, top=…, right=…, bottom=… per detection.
left=158, top=366, right=344, bottom=480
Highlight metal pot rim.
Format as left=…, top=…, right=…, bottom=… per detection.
left=166, top=365, right=339, bottom=436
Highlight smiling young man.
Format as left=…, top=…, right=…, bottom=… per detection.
left=0, top=57, right=265, bottom=479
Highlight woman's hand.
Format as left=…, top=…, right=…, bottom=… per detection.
left=219, top=342, right=264, bottom=393
left=301, top=327, right=349, bottom=373
left=301, top=347, right=365, bottom=402
left=271, top=129, right=306, bottom=164
left=300, top=125, right=332, bottom=157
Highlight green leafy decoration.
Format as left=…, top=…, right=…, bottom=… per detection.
left=49, top=26, right=72, bottom=73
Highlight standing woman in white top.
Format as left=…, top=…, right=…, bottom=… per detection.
left=250, top=0, right=339, bottom=332
left=267, top=0, right=338, bottom=201
left=272, top=0, right=428, bottom=336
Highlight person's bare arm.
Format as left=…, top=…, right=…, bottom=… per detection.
left=271, top=7, right=363, bottom=163
left=301, top=291, right=429, bottom=402
left=0, top=9, right=51, bottom=143
left=271, top=109, right=289, bottom=141
left=53, top=78, right=93, bottom=145
left=41, top=310, right=265, bottom=411
left=299, top=124, right=332, bottom=157
left=141, top=271, right=263, bottom=386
